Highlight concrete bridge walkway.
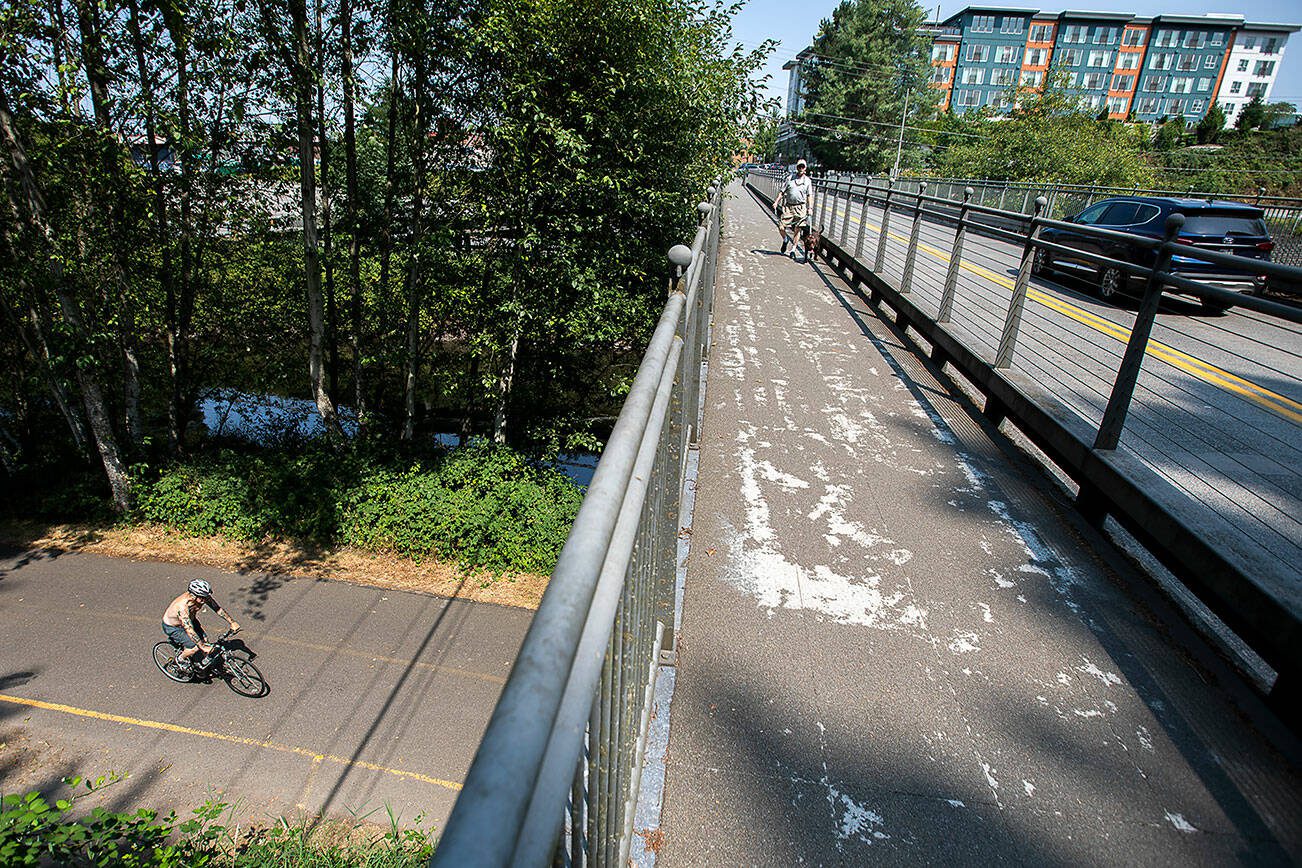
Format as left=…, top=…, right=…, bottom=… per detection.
left=652, top=183, right=1301, bottom=865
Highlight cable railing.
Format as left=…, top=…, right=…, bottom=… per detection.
left=824, top=172, right=1302, bottom=268
left=748, top=167, right=1300, bottom=715
left=431, top=182, right=723, bottom=867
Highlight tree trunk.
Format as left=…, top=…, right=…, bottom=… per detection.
left=315, top=0, right=340, bottom=404
left=378, top=51, right=399, bottom=301
left=341, top=0, right=365, bottom=430
left=492, top=330, right=520, bottom=444
left=289, top=0, right=340, bottom=436
left=400, top=74, right=428, bottom=442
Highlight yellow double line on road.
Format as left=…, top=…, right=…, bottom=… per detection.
left=0, top=692, right=462, bottom=792
left=847, top=209, right=1302, bottom=424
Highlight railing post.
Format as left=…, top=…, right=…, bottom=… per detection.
left=826, top=178, right=840, bottom=235
left=938, top=187, right=971, bottom=323
left=840, top=179, right=854, bottom=244
left=1093, top=215, right=1184, bottom=450
left=900, top=182, right=927, bottom=294
left=874, top=178, right=893, bottom=273
left=995, top=196, right=1046, bottom=368
left=853, top=181, right=870, bottom=260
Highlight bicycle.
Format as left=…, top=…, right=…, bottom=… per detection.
left=152, top=628, right=267, bottom=697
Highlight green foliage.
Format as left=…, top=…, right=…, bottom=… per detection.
left=1153, top=116, right=1186, bottom=151
left=132, top=442, right=582, bottom=575
left=1196, top=104, right=1226, bottom=145
left=795, top=0, right=937, bottom=171
left=0, top=778, right=434, bottom=867
left=931, top=78, right=1155, bottom=187
left=1147, top=123, right=1302, bottom=196
left=1236, top=95, right=1267, bottom=131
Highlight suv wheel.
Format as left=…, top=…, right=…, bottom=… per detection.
left=1032, top=247, right=1052, bottom=276
left=1098, top=266, right=1124, bottom=301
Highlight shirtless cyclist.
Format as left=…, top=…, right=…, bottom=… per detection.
left=162, top=580, right=241, bottom=672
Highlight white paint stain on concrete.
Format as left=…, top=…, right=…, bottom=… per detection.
left=1137, top=726, right=1154, bottom=752
left=1023, top=780, right=1036, bottom=797
left=1165, top=812, right=1197, bottom=833
left=948, top=631, right=981, bottom=654
left=1077, top=659, right=1123, bottom=687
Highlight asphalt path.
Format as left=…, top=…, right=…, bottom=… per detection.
left=801, top=184, right=1302, bottom=586
left=0, top=546, right=530, bottom=829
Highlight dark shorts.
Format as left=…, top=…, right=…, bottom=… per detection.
left=162, top=621, right=204, bottom=649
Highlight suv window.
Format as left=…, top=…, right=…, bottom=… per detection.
left=1074, top=203, right=1109, bottom=225
left=1181, top=213, right=1267, bottom=235
left=1098, top=203, right=1142, bottom=225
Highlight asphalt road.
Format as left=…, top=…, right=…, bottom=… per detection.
left=0, top=546, right=531, bottom=830
left=805, top=186, right=1302, bottom=587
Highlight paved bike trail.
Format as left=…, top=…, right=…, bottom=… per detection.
left=652, top=184, right=1301, bottom=865
left=0, top=546, right=530, bottom=831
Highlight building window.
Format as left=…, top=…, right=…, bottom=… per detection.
left=1093, top=27, right=1116, bottom=44
left=1062, top=24, right=1088, bottom=44
left=1123, top=28, right=1146, bottom=47
left=1204, top=55, right=1217, bottom=69
left=1144, top=75, right=1169, bottom=92
left=931, top=44, right=955, bottom=62
left=1255, top=60, right=1276, bottom=77
left=1177, top=55, right=1198, bottom=72
left=991, top=92, right=1013, bottom=110
left=965, top=44, right=988, bottom=62
left=1181, top=31, right=1207, bottom=49
left=1025, top=48, right=1047, bottom=66
left=1084, top=94, right=1105, bottom=109
left=1264, top=38, right=1279, bottom=54
left=1154, top=30, right=1178, bottom=48
left=1020, top=70, right=1044, bottom=87
left=1168, top=98, right=1186, bottom=116
left=1211, top=32, right=1224, bottom=46
left=1030, top=24, right=1053, bottom=43
left=1150, top=53, right=1173, bottom=71
left=931, top=66, right=952, bottom=84
left=1230, top=80, right=1242, bottom=94
left=1196, top=77, right=1211, bottom=92
left=1058, top=49, right=1081, bottom=66
left=1138, top=97, right=1159, bottom=113
left=1223, top=101, right=1236, bottom=114
left=1190, top=100, right=1205, bottom=114
left=1170, top=77, right=1193, bottom=94
left=1247, top=82, right=1267, bottom=98
left=1237, top=59, right=1249, bottom=72
left=971, top=15, right=995, bottom=33
left=1111, top=74, right=1135, bottom=91
left=957, top=89, right=981, bottom=107
left=961, top=68, right=985, bottom=85
left=996, top=45, right=1019, bottom=64
left=1107, top=96, right=1129, bottom=114
left=1000, top=17, right=1024, bottom=34
left=1083, top=73, right=1106, bottom=89
left=992, top=68, right=1016, bottom=86
left=1088, top=50, right=1113, bottom=67
left=1118, top=53, right=1140, bottom=70
left=1241, top=36, right=1257, bottom=50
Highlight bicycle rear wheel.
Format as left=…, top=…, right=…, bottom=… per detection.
left=152, top=641, right=191, bottom=683
left=222, top=657, right=267, bottom=697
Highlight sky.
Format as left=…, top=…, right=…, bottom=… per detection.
left=729, top=0, right=1302, bottom=114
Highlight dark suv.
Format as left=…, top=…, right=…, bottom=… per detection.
left=1033, top=196, right=1274, bottom=313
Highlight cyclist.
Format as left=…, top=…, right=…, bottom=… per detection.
left=162, top=579, right=241, bottom=673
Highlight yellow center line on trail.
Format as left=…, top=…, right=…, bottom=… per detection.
left=5, top=600, right=508, bottom=686
left=0, top=692, right=463, bottom=792
left=841, top=208, right=1302, bottom=424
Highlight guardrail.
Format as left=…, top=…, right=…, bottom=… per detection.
left=432, top=182, right=722, bottom=866
left=824, top=172, right=1302, bottom=268
left=749, top=168, right=1300, bottom=717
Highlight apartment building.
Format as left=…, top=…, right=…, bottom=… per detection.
left=789, top=7, right=1297, bottom=128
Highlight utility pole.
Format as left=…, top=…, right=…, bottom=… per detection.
left=892, top=85, right=911, bottom=179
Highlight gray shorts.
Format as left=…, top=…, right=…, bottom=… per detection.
left=162, top=621, right=204, bottom=649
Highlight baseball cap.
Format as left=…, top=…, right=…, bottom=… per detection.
left=796, top=158, right=807, bottom=168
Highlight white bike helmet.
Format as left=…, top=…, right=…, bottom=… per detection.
left=188, top=579, right=213, bottom=598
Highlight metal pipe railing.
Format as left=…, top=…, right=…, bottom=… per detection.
left=434, top=181, right=724, bottom=867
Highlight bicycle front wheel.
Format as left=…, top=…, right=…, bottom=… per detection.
left=223, top=657, right=267, bottom=698
left=152, top=641, right=191, bottom=683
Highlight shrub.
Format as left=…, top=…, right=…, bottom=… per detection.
left=131, top=441, right=583, bottom=575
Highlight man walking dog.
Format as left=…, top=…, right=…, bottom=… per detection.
left=779, top=159, right=813, bottom=261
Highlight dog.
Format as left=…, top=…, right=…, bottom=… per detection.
left=802, top=224, right=821, bottom=261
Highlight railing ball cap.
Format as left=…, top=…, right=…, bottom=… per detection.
left=708, top=185, right=718, bottom=198
left=668, top=244, right=693, bottom=268
left=1164, top=212, right=1186, bottom=235
left=964, top=186, right=974, bottom=198
left=697, top=201, right=712, bottom=215
left=1034, top=195, right=1048, bottom=207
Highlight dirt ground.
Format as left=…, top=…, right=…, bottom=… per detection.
left=0, top=520, right=548, bottom=610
